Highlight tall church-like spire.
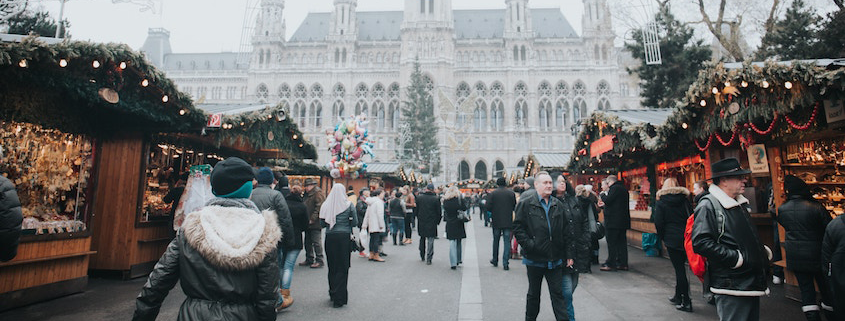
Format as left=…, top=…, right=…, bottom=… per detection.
left=251, top=0, right=285, bottom=70
left=581, top=0, right=614, bottom=63
left=329, top=0, right=357, bottom=41
left=504, top=0, right=532, bottom=38
left=402, top=0, right=453, bottom=28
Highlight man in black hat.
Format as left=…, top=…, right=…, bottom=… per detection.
left=486, top=177, right=517, bottom=270
left=691, top=158, right=772, bottom=321
left=301, top=178, right=326, bottom=268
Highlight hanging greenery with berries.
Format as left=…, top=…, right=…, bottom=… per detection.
left=660, top=60, right=845, bottom=151
left=0, top=36, right=206, bottom=136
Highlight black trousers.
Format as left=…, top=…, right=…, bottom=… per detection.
left=325, top=233, right=351, bottom=305
left=404, top=212, right=414, bottom=238
left=605, top=228, right=628, bottom=268
left=667, top=247, right=690, bottom=298
left=795, top=269, right=834, bottom=307
left=525, top=266, right=568, bottom=321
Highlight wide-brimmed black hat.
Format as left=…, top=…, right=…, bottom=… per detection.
left=709, top=158, right=752, bottom=180
left=304, top=178, right=318, bottom=186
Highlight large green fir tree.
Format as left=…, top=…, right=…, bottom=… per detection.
left=625, top=4, right=711, bottom=109
left=755, top=0, right=821, bottom=60
left=401, top=60, right=440, bottom=176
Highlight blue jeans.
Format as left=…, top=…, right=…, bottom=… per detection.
left=449, top=239, right=463, bottom=267
left=492, top=228, right=512, bottom=267
left=561, top=272, right=579, bottom=320
left=279, top=248, right=301, bottom=290
left=390, top=217, right=405, bottom=241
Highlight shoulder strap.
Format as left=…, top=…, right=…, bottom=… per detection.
left=703, top=194, right=726, bottom=241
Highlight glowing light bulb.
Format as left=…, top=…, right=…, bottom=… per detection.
left=682, top=122, right=689, bottom=129
left=724, top=81, right=731, bottom=87
left=741, top=81, right=749, bottom=88
left=700, top=100, right=707, bottom=107
left=179, top=109, right=186, bottom=115
left=292, top=134, right=298, bottom=140
left=119, top=62, right=127, bottom=70
left=785, top=81, right=793, bottom=89
left=59, top=59, right=68, bottom=67
left=162, top=95, right=169, bottom=103
left=712, top=87, right=719, bottom=94
left=762, top=80, right=770, bottom=88
left=18, top=59, right=27, bottom=68
left=141, top=79, right=149, bottom=87
left=92, top=60, right=100, bottom=68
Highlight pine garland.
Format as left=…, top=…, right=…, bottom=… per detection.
left=211, top=104, right=317, bottom=159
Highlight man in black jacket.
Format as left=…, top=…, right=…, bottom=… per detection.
left=692, top=158, right=771, bottom=321
left=416, top=184, right=442, bottom=265
left=600, top=175, right=630, bottom=271
left=513, top=171, right=574, bottom=321
left=487, top=177, right=517, bottom=270
left=822, top=215, right=845, bottom=321
left=0, top=173, right=23, bottom=262
left=777, top=175, right=834, bottom=321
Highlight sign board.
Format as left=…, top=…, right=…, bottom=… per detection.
left=824, top=100, right=845, bottom=124
left=466, top=184, right=481, bottom=189
left=590, top=135, right=615, bottom=158
left=747, top=144, right=770, bottom=175
left=207, top=113, right=222, bottom=128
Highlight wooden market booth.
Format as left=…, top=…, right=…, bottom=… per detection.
left=0, top=36, right=206, bottom=310
left=662, top=59, right=845, bottom=301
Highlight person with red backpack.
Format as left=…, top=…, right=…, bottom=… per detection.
left=690, top=158, right=772, bottom=321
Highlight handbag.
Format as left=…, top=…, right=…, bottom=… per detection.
left=594, top=221, right=606, bottom=241
left=457, top=210, right=471, bottom=222
left=587, top=204, right=605, bottom=240
left=348, top=205, right=364, bottom=252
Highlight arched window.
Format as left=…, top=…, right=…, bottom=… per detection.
left=295, top=101, right=307, bottom=128
left=598, top=98, right=611, bottom=111
left=388, top=83, right=400, bottom=99
left=374, top=101, right=386, bottom=131
left=494, top=160, right=505, bottom=178
left=278, top=83, right=291, bottom=99
left=555, top=99, right=569, bottom=128
left=514, top=81, right=527, bottom=97
left=294, top=83, right=307, bottom=99
left=491, top=99, right=504, bottom=131
left=491, top=81, right=504, bottom=97
left=456, top=82, right=471, bottom=99
left=372, top=83, right=385, bottom=98
left=513, top=46, right=519, bottom=62
left=515, top=100, right=527, bottom=127
left=422, top=75, right=434, bottom=92
left=474, top=161, right=487, bottom=180
left=389, top=101, right=400, bottom=130
left=474, top=81, right=487, bottom=97
left=459, top=160, right=470, bottom=181
left=555, top=81, right=569, bottom=97
left=539, top=99, right=551, bottom=129
left=355, top=101, right=368, bottom=117
left=333, top=101, right=345, bottom=118
left=573, top=80, right=586, bottom=96
left=573, top=98, right=586, bottom=121
left=520, top=45, right=527, bottom=61
left=597, top=80, right=610, bottom=96
left=256, top=83, right=269, bottom=102
left=356, top=83, right=368, bottom=98
left=312, top=101, right=323, bottom=128
left=311, top=83, right=323, bottom=99
left=473, top=100, right=487, bottom=132
left=538, top=81, right=552, bottom=97
left=334, top=83, right=345, bottom=98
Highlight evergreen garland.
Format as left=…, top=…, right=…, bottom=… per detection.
left=0, top=36, right=205, bottom=135
left=212, top=104, right=317, bottom=159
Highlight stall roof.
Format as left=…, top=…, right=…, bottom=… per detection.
left=532, top=153, right=570, bottom=168
left=603, top=109, right=673, bottom=126
left=197, top=103, right=271, bottom=115
left=366, top=162, right=400, bottom=175
left=722, top=58, right=844, bottom=69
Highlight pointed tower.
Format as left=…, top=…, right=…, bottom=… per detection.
left=251, top=0, right=286, bottom=70
left=504, top=0, right=534, bottom=66
left=327, top=0, right=357, bottom=68
left=581, top=0, right=614, bottom=63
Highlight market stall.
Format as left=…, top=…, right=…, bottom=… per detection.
left=661, top=59, right=845, bottom=300
left=0, top=36, right=205, bottom=310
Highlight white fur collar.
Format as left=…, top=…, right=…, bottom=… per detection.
left=708, top=185, right=749, bottom=209
left=183, top=205, right=281, bottom=271
left=656, top=186, right=690, bottom=199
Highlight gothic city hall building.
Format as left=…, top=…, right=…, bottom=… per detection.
left=141, top=0, right=640, bottom=182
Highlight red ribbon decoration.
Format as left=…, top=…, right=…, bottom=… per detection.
left=695, top=134, right=713, bottom=151
left=715, top=129, right=737, bottom=146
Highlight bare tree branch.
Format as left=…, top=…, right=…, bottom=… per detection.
left=763, top=0, right=781, bottom=37
left=0, top=0, right=28, bottom=23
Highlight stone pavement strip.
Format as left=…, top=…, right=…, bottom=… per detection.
left=0, top=207, right=805, bottom=320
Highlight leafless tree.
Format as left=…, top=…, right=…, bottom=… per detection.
left=0, top=0, right=27, bottom=23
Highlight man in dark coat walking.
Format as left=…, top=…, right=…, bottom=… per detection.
left=600, top=175, right=630, bottom=271
left=777, top=175, right=834, bottom=321
left=823, top=215, right=845, bottom=321
left=416, top=184, right=442, bottom=265
left=692, top=158, right=771, bottom=321
left=251, top=167, right=294, bottom=249
left=302, top=178, right=326, bottom=268
left=513, top=171, right=575, bottom=321
left=0, top=173, right=23, bottom=262
left=487, top=177, right=517, bottom=270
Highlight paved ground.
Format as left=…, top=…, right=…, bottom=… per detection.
left=2, top=207, right=804, bottom=320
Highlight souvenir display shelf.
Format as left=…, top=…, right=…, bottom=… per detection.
left=781, top=138, right=845, bottom=217
left=0, top=121, right=94, bottom=235
left=139, top=139, right=214, bottom=223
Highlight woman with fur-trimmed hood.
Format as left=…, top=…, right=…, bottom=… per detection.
left=133, top=157, right=281, bottom=321
left=653, top=178, right=694, bottom=313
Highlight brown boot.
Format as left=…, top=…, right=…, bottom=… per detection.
left=280, top=289, right=294, bottom=310
left=372, top=253, right=385, bottom=262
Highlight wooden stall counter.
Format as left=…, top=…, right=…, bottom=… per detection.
left=0, top=233, right=95, bottom=311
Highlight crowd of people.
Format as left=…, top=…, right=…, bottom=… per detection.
left=3, top=153, right=836, bottom=320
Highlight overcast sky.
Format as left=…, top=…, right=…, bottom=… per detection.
left=36, top=0, right=604, bottom=53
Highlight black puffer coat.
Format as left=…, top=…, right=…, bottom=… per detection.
left=653, top=187, right=693, bottom=250
left=777, top=195, right=832, bottom=272
left=251, top=184, right=295, bottom=249
left=555, top=188, right=590, bottom=273
left=443, top=197, right=467, bottom=240
left=133, top=198, right=281, bottom=321
left=691, top=190, right=769, bottom=296
left=513, top=193, right=575, bottom=263
left=602, top=181, right=630, bottom=229
left=285, top=192, right=309, bottom=251
left=416, top=191, right=442, bottom=238
left=822, top=216, right=845, bottom=318
left=0, top=175, right=22, bottom=262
